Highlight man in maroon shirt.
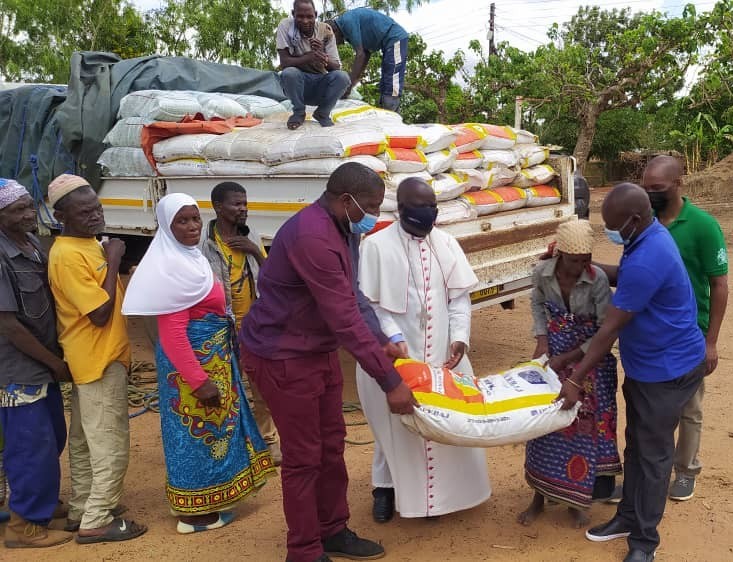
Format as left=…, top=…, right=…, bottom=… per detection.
left=240, top=162, right=415, bottom=562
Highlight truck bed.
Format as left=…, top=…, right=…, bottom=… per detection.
left=97, top=155, right=575, bottom=309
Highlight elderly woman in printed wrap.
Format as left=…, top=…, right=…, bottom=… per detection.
left=518, top=220, right=622, bottom=528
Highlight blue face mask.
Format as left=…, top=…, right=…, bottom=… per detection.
left=346, top=195, right=378, bottom=235
left=604, top=215, right=636, bottom=246
left=400, top=205, right=438, bottom=236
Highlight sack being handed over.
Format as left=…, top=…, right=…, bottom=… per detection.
left=396, top=357, right=579, bottom=447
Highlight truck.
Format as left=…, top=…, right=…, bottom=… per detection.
left=95, top=154, right=576, bottom=310
left=1, top=54, right=577, bottom=311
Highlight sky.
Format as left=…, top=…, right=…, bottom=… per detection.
left=132, top=0, right=720, bottom=57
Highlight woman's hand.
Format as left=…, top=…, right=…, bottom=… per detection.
left=532, top=336, right=549, bottom=359
left=192, top=379, right=222, bottom=408
left=556, top=379, right=582, bottom=410
left=549, top=353, right=571, bottom=373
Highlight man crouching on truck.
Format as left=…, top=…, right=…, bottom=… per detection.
left=277, top=0, right=350, bottom=130
left=239, top=162, right=415, bottom=562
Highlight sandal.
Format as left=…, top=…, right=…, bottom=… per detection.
left=313, top=112, right=335, bottom=127
left=75, top=517, right=147, bottom=544
left=176, top=511, right=235, bottom=534
left=64, top=503, right=128, bottom=532
left=287, top=113, right=305, bottom=130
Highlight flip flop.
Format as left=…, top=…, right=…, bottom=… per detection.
left=287, top=113, right=305, bottom=130
left=176, top=511, right=235, bottom=534
left=75, top=518, right=147, bottom=544
left=64, top=504, right=128, bottom=532
left=313, top=112, right=335, bottom=127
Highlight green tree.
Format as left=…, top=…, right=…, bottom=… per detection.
left=147, top=0, right=285, bottom=70
left=319, top=0, right=428, bottom=17
left=532, top=6, right=703, bottom=170
left=0, top=0, right=154, bottom=83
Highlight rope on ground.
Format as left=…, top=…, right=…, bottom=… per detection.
left=60, top=360, right=160, bottom=419
left=343, top=401, right=374, bottom=446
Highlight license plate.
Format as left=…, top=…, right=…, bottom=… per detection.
left=470, top=284, right=503, bottom=304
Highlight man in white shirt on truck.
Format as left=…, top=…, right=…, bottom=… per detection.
left=276, top=0, right=350, bottom=130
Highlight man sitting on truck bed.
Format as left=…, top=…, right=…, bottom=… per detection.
left=277, top=0, right=351, bottom=130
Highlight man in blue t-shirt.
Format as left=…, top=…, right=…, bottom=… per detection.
left=327, top=8, right=409, bottom=112
left=557, top=183, right=706, bottom=562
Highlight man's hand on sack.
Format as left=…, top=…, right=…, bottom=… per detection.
left=383, top=341, right=409, bottom=360
left=443, top=341, right=467, bottom=370
left=386, top=381, right=418, bottom=415
left=548, top=353, right=572, bottom=373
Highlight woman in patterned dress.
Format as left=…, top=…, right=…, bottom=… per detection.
left=518, top=220, right=622, bottom=528
left=123, top=194, right=276, bottom=534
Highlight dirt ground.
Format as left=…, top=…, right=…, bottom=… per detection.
left=9, top=190, right=733, bottom=562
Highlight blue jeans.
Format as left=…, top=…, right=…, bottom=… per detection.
left=279, top=67, right=350, bottom=118
left=379, top=37, right=408, bottom=111
left=0, top=383, right=66, bottom=525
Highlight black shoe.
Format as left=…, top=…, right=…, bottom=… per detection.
left=585, top=518, right=632, bottom=542
left=285, top=556, right=332, bottom=562
left=623, top=549, right=655, bottom=562
left=371, top=488, right=395, bottom=523
left=322, top=527, right=385, bottom=560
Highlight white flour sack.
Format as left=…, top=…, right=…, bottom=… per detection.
left=397, top=357, right=579, bottom=447
left=103, top=117, right=151, bottom=148
left=153, top=134, right=219, bottom=163
left=263, top=122, right=386, bottom=165
left=98, top=147, right=155, bottom=177
left=204, top=125, right=289, bottom=162
left=414, top=124, right=458, bottom=153
left=118, top=90, right=203, bottom=121
left=222, top=94, right=289, bottom=118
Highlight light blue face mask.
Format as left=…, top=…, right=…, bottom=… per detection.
left=346, top=194, right=378, bottom=235
left=604, top=215, right=636, bottom=246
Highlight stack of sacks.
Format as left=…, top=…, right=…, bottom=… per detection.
left=99, top=89, right=291, bottom=177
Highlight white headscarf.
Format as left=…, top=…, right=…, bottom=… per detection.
left=122, top=193, right=214, bottom=316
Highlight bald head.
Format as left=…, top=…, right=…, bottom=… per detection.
left=397, top=177, right=436, bottom=206
left=641, top=155, right=684, bottom=215
left=602, top=183, right=653, bottom=243
left=644, top=155, right=683, bottom=183
left=397, top=177, right=438, bottom=237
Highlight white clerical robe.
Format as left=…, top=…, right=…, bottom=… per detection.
left=356, top=223, right=491, bottom=518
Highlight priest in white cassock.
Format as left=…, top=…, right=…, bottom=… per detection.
left=356, top=178, right=491, bottom=523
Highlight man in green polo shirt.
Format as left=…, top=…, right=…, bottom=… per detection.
left=641, top=155, right=729, bottom=502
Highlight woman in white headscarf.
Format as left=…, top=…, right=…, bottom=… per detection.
left=123, top=193, right=275, bottom=534
left=518, top=220, right=621, bottom=528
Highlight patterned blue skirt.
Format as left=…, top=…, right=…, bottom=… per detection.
left=524, top=302, right=622, bottom=509
left=156, top=314, right=275, bottom=515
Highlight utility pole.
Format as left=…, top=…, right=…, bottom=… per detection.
left=488, top=3, right=497, bottom=56
left=514, top=96, right=523, bottom=129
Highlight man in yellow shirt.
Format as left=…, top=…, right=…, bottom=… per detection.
left=47, top=174, right=146, bottom=544
left=201, top=182, right=281, bottom=464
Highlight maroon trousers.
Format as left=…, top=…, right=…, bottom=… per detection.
left=241, top=347, right=349, bottom=562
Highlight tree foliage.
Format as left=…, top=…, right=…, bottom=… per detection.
left=0, top=0, right=153, bottom=83
left=146, top=0, right=285, bottom=70
left=534, top=6, right=703, bottom=170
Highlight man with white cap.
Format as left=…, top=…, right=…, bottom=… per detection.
left=0, top=179, right=73, bottom=548
left=47, top=174, right=146, bottom=544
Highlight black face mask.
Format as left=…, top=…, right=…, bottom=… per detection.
left=400, top=205, right=438, bottom=236
left=648, top=191, right=669, bottom=213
